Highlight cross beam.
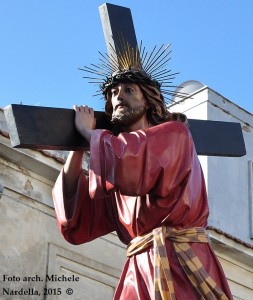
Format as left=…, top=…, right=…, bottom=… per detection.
left=4, top=104, right=246, bottom=156
left=3, top=3, right=246, bottom=157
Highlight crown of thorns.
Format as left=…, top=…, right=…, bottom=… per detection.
left=79, top=37, right=185, bottom=103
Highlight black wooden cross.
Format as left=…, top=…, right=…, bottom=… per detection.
left=3, top=3, right=246, bottom=157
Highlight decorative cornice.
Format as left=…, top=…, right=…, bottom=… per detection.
left=208, top=226, right=253, bottom=250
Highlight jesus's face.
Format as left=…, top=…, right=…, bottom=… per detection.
left=110, top=83, right=147, bottom=128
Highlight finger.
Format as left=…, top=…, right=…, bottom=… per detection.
left=81, top=105, right=90, bottom=112
left=80, top=105, right=89, bottom=112
left=73, top=105, right=80, bottom=111
left=89, top=107, right=94, bottom=116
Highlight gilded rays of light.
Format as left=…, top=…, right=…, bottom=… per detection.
left=79, top=35, right=187, bottom=101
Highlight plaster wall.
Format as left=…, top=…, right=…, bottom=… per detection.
left=170, top=87, right=209, bottom=120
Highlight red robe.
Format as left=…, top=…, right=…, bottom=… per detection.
left=52, top=121, right=233, bottom=299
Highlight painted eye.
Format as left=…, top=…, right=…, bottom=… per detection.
left=126, top=87, right=134, bottom=93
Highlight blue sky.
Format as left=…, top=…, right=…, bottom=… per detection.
left=1, top=0, right=252, bottom=114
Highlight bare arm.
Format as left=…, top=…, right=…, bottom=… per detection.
left=63, top=105, right=96, bottom=198
left=63, top=150, right=85, bottom=198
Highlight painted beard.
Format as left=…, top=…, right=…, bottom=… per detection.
left=111, top=105, right=147, bottom=127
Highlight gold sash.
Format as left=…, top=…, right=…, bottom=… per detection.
left=127, top=226, right=228, bottom=300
